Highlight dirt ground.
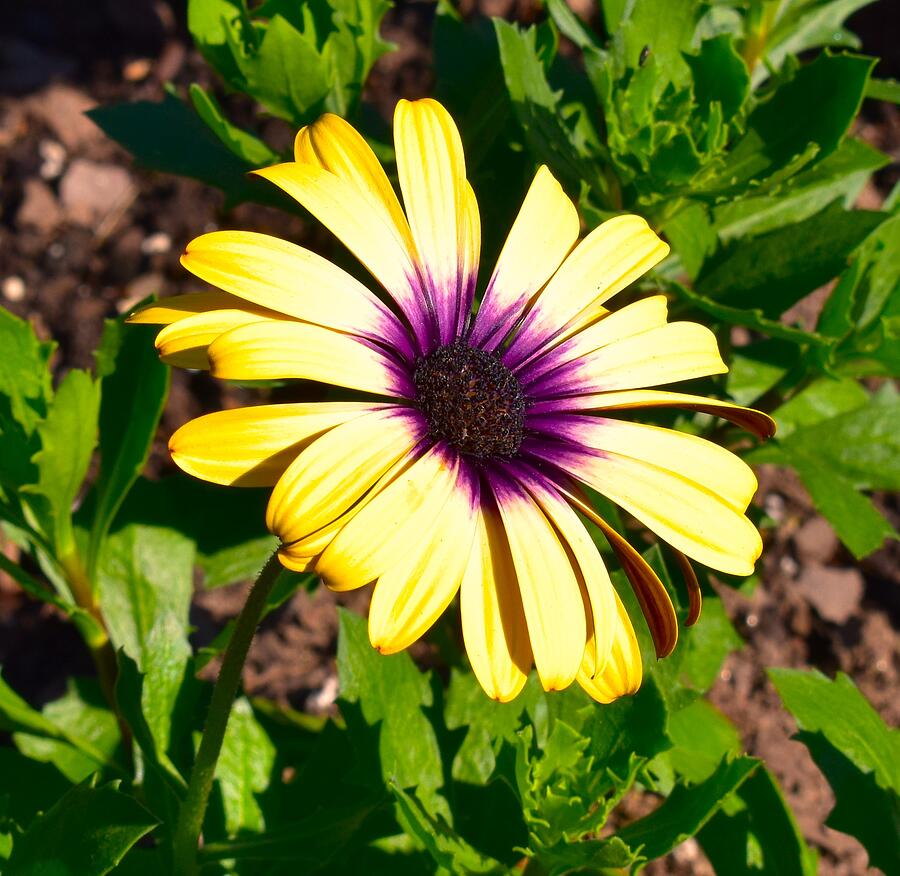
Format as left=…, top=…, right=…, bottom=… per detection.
left=0, top=2, right=898, bottom=874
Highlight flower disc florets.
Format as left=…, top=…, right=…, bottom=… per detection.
left=414, top=340, right=525, bottom=458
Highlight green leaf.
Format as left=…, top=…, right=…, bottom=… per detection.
left=0, top=748, right=71, bottom=832
left=0, top=306, right=54, bottom=436
left=726, top=338, right=798, bottom=405
left=0, top=308, right=54, bottom=492
left=770, top=669, right=900, bottom=794
left=0, top=554, right=104, bottom=646
left=116, top=476, right=276, bottom=588
left=770, top=669, right=900, bottom=871
left=707, top=52, right=875, bottom=194
left=114, top=619, right=194, bottom=802
left=685, top=34, right=750, bottom=122
left=390, top=784, right=507, bottom=874
left=713, top=138, right=889, bottom=241
left=666, top=278, right=832, bottom=347
left=762, top=0, right=877, bottom=79
left=653, top=699, right=741, bottom=785
left=776, top=397, right=900, bottom=491
left=198, top=798, right=380, bottom=864
left=211, top=697, right=276, bottom=836
left=87, top=93, right=294, bottom=211
left=699, top=767, right=818, bottom=876
left=187, top=0, right=251, bottom=91
left=4, top=780, right=156, bottom=876
left=444, top=669, right=526, bottom=784
left=97, top=523, right=194, bottom=666
left=494, top=20, right=602, bottom=197
left=696, top=201, right=886, bottom=318
left=775, top=448, right=895, bottom=558
left=615, top=756, right=759, bottom=859
left=22, top=369, right=100, bottom=558
left=614, top=0, right=702, bottom=89
left=866, top=76, right=900, bottom=103
left=10, top=677, right=124, bottom=783
left=337, top=609, right=446, bottom=818
left=189, top=84, right=280, bottom=166
left=85, top=320, right=170, bottom=581
left=770, top=376, right=869, bottom=437
left=235, top=14, right=332, bottom=122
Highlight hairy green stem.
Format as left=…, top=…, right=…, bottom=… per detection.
left=172, top=551, right=283, bottom=874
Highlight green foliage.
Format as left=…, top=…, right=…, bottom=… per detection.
left=2, top=0, right=898, bottom=872
left=770, top=669, right=900, bottom=872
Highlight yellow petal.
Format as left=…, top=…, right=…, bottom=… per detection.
left=490, top=476, right=585, bottom=692
left=368, top=470, right=478, bottom=654
left=267, top=408, right=423, bottom=545
left=578, top=589, right=642, bottom=704
left=294, top=113, right=413, bottom=253
left=155, top=308, right=287, bottom=370
left=253, top=162, right=427, bottom=342
left=558, top=418, right=758, bottom=513
left=569, top=452, right=762, bottom=576
left=168, top=402, right=379, bottom=487
left=277, top=447, right=421, bottom=573
left=316, top=446, right=459, bottom=590
left=460, top=503, right=532, bottom=702
left=532, top=388, right=776, bottom=439
left=206, top=319, right=411, bottom=396
left=471, top=165, right=579, bottom=350
left=529, top=322, right=726, bottom=397
left=180, top=230, right=411, bottom=354
left=522, top=476, right=616, bottom=676
left=126, top=291, right=244, bottom=325
left=394, top=98, right=471, bottom=343
left=508, top=214, right=669, bottom=364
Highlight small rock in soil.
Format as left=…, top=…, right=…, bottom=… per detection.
left=797, top=564, right=864, bottom=625
left=2, top=276, right=26, bottom=303
left=38, top=139, right=67, bottom=180
left=59, top=159, right=136, bottom=227
left=794, top=516, right=839, bottom=565
left=27, top=84, right=99, bottom=151
left=141, top=231, right=172, bottom=255
left=17, top=179, right=62, bottom=234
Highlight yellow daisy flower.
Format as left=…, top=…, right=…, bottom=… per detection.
left=130, top=99, right=773, bottom=704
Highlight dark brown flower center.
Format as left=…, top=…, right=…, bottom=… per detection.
left=413, top=341, right=525, bottom=458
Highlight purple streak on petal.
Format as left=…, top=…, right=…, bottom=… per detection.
left=524, top=358, right=595, bottom=400
left=526, top=413, right=611, bottom=448
left=528, top=396, right=594, bottom=415
left=357, top=337, right=416, bottom=399
left=500, top=306, right=562, bottom=371
left=400, top=267, right=440, bottom=355
left=467, top=275, right=522, bottom=352
left=454, top=263, right=479, bottom=342
left=515, top=336, right=583, bottom=386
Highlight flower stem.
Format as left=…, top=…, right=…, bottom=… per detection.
left=172, top=551, right=283, bottom=874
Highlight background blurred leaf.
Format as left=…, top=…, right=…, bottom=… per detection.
left=4, top=780, right=156, bottom=876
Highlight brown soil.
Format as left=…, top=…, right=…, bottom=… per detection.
left=0, top=3, right=898, bottom=874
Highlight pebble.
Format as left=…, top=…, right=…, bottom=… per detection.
left=793, top=516, right=839, bottom=564
left=59, top=159, right=137, bottom=227
left=27, top=83, right=99, bottom=150
left=796, top=564, right=864, bottom=625
left=141, top=231, right=172, bottom=255
left=16, top=179, right=62, bottom=233
left=2, top=276, right=26, bottom=302
left=38, top=138, right=66, bottom=180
